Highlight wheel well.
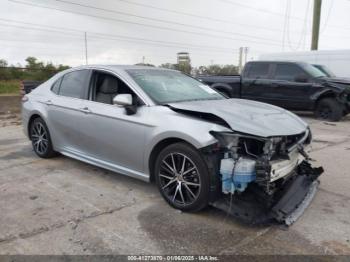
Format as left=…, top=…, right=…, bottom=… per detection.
left=315, top=91, right=336, bottom=107
left=212, top=85, right=232, bottom=97
left=27, top=114, right=41, bottom=140
left=148, top=138, right=190, bottom=182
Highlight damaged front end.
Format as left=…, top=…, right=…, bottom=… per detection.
left=206, top=129, right=324, bottom=225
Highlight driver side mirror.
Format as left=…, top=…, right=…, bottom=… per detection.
left=113, top=94, right=133, bottom=106
left=113, top=94, right=137, bottom=115
left=294, top=74, right=308, bottom=83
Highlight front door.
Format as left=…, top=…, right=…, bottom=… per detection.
left=269, top=63, right=314, bottom=110
left=78, top=71, right=148, bottom=177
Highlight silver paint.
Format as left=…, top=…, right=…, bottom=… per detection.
left=22, top=65, right=309, bottom=182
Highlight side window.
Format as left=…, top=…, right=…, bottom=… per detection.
left=59, top=70, right=90, bottom=99
left=92, top=72, right=140, bottom=105
left=274, top=64, right=305, bottom=81
left=246, top=63, right=270, bottom=79
left=51, top=78, right=62, bottom=94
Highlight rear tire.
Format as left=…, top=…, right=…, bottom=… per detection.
left=154, top=143, right=210, bottom=212
left=30, top=118, right=57, bottom=158
left=315, top=98, right=343, bottom=122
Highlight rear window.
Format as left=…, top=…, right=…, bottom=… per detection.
left=59, top=70, right=90, bottom=99
left=246, top=63, right=270, bottom=79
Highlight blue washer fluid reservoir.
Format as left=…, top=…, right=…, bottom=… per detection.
left=220, top=154, right=235, bottom=194
left=233, top=158, right=256, bottom=192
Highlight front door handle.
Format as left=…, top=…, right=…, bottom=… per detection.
left=79, top=107, right=91, bottom=114
left=44, top=100, right=53, bottom=105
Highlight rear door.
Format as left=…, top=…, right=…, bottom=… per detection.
left=46, top=69, right=91, bottom=152
left=241, top=62, right=274, bottom=103
left=269, top=63, right=313, bottom=109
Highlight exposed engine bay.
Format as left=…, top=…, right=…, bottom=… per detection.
left=167, top=101, right=324, bottom=225
left=205, top=129, right=324, bottom=225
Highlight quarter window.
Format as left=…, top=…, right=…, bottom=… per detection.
left=51, top=78, right=62, bottom=94
left=59, top=70, right=90, bottom=98
left=274, top=64, right=305, bottom=81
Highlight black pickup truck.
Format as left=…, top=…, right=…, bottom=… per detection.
left=198, top=61, right=350, bottom=121
left=20, top=80, right=43, bottom=96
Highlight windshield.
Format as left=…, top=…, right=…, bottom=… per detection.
left=300, top=63, right=327, bottom=78
left=312, top=64, right=336, bottom=77
left=127, top=69, right=224, bottom=104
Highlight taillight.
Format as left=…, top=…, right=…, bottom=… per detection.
left=20, top=81, right=25, bottom=96
left=22, top=95, right=29, bottom=102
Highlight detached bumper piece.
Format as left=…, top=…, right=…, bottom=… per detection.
left=211, top=162, right=324, bottom=225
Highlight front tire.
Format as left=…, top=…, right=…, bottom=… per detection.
left=30, top=118, right=57, bottom=158
left=155, top=143, right=210, bottom=212
left=315, top=98, right=343, bottom=121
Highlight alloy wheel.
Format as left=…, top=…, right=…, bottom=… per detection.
left=31, top=122, right=49, bottom=155
left=319, top=106, right=331, bottom=119
left=159, top=153, right=201, bottom=206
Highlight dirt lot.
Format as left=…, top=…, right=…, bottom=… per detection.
left=0, top=96, right=350, bottom=255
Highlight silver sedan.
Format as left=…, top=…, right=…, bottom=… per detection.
left=22, top=65, right=322, bottom=223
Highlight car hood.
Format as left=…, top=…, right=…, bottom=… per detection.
left=168, top=99, right=308, bottom=137
left=318, top=77, right=350, bottom=91
left=324, top=77, right=350, bottom=85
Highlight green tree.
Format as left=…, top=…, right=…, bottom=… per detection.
left=193, top=64, right=238, bottom=76
left=134, top=63, right=155, bottom=67
left=0, top=59, right=11, bottom=80
left=159, top=63, right=177, bottom=70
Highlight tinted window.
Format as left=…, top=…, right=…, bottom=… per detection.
left=274, top=64, right=305, bottom=81
left=59, top=70, right=90, bottom=98
left=247, top=63, right=270, bottom=79
left=51, top=78, right=62, bottom=94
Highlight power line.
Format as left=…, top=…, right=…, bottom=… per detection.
left=320, top=0, right=334, bottom=33
left=220, top=0, right=350, bottom=32
left=286, top=0, right=311, bottom=51
left=9, top=0, right=302, bottom=47
left=116, top=0, right=348, bottom=37
left=218, top=0, right=308, bottom=21
left=72, top=0, right=297, bottom=34
left=84, top=32, right=88, bottom=65
left=0, top=20, right=242, bottom=53
left=0, top=27, right=245, bottom=55
left=51, top=0, right=292, bottom=44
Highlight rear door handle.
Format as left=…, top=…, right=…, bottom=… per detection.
left=79, top=107, right=91, bottom=114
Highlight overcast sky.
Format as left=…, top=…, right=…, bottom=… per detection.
left=0, top=0, right=349, bottom=67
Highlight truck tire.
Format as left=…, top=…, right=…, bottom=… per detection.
left=315, top=98, right=343, bottom=121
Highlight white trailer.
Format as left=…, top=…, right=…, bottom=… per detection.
left=259, top=50, right=350, bottom=78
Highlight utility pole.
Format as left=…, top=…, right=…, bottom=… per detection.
left=84, top=32, right=88, bottom=65
left=311, top=0, right=322, bottom=50
left=142, top=56, right=145, bottom=64
left=238, top=47, right=243, bottom=74
left=244, top=47, right=249, bottom=64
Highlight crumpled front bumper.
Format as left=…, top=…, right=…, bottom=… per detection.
left=270, top=162, right=323, bottom=225
left=211, top=161, right=324, bottom=225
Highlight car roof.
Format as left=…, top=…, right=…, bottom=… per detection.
left=251, top=60, right=308, bottom=65
left=69, top=64, right=177, bottom=72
